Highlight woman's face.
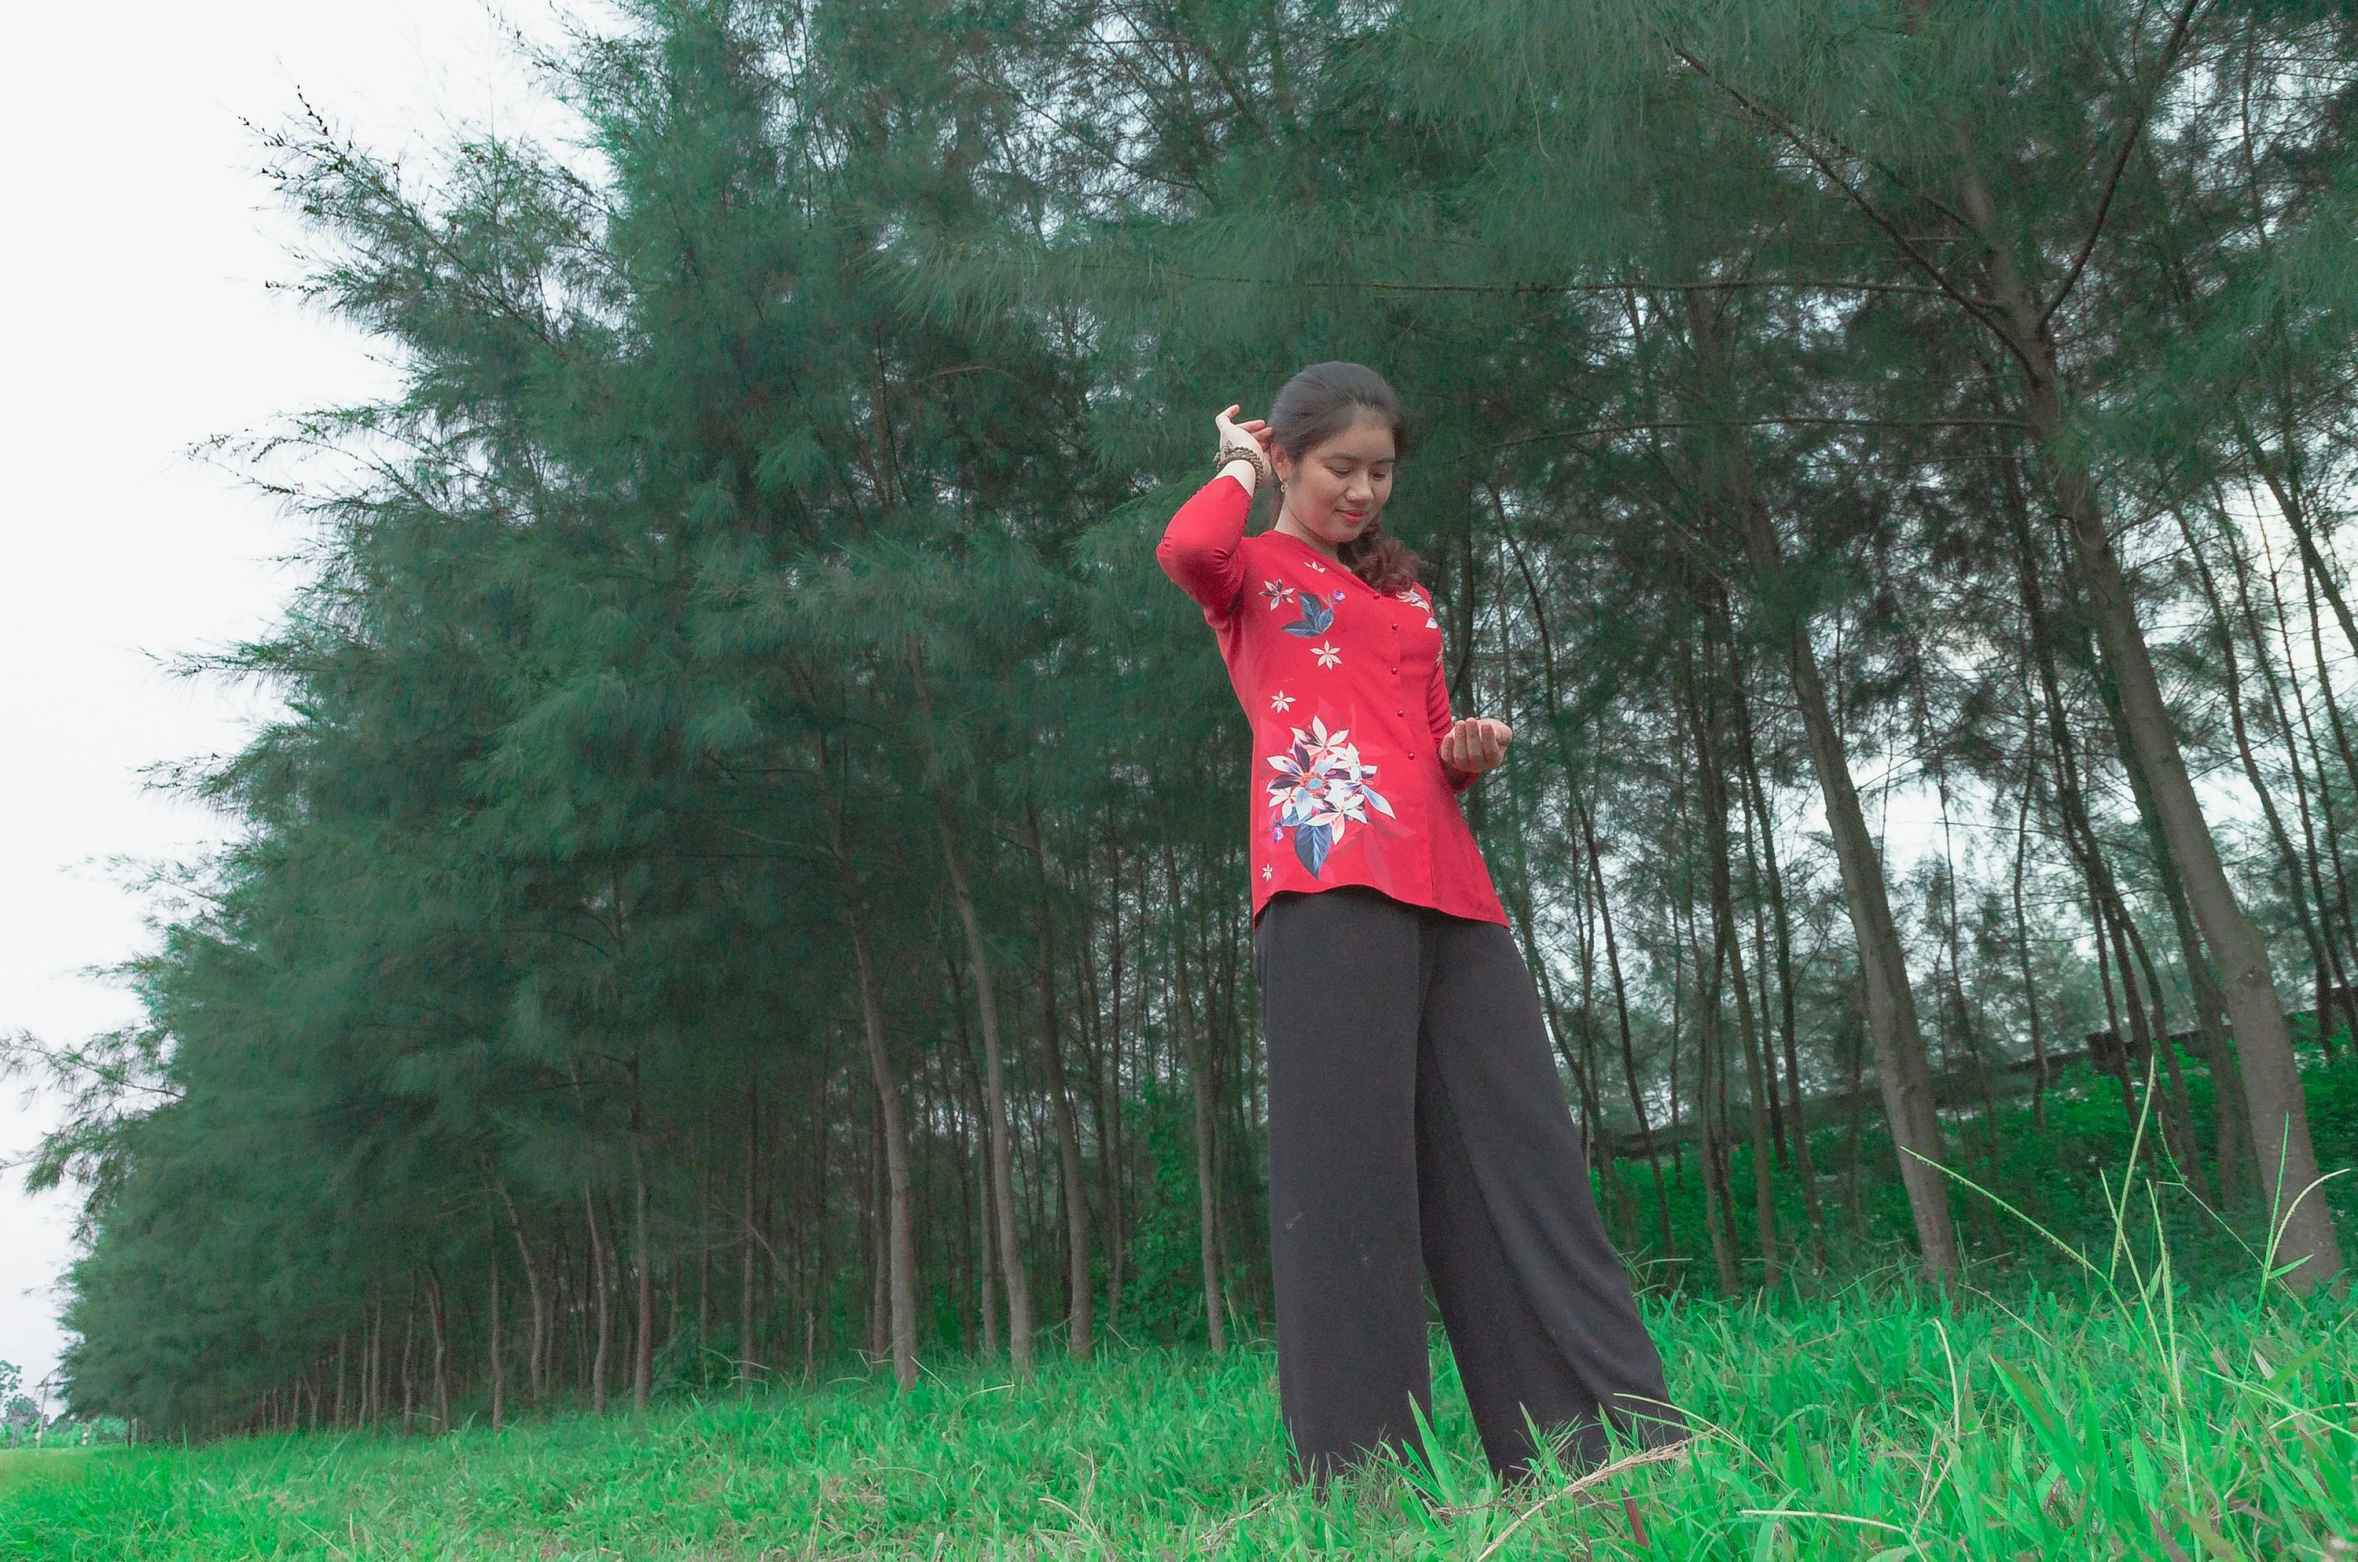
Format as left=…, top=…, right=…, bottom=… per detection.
left=1274, top=411, right=1396, bottom=547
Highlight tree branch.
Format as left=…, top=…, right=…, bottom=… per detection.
left=1473, top=414, right=2025, bottom=457
left=2040, top=0, right=2213, bottom=326
left=1666, top=46, right=2019, bottom=356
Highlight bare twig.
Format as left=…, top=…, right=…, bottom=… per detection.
left=1061, top=257, right=1949, bottom=297
left=1471, top=1440, right=1694, bottom=1562
left=1196, top=1490, right=1281, bottom=1553
left=1665, top=46, right=2018, bottom=358
left=1473, top=414, right=2025, bottom=458
left=2042, top=0, right=2214, bottom=327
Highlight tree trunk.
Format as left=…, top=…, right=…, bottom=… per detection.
left=946, top=948, right=1002, bottom=1358
left=868, top=1106, right=888, bottom=1363
left=488, top=1222, right=505, bottom=1432
left=1961, top=168, right=2342, bottom=1289
left=493, top=1181, right=546, bottom=1408
left=399, top=1281, right=417, bottom=1431
left=631, top=1129, right=655, bottom=1413
left=1731, top=655, right=1821, bottom=1256
left=938, top=800, right=1034, bottom=1375
left=2226, top=516, right=2358, bottom=999
left=1494, top=521, right=1631, bottom=1236
left=2275, top=544, right=2358, bottom=1038
left=1667, top=861, right=1687, bottom=1187
left=1688, top=631, right=1779, bottom=1290
left=586, top=1188, right=611, bottom=1415
left=2285, top=476, right=2358, bottom=820
left=1677, top=771, right=1743, bottom=1296
left=687, top=1140, right=715, bottom=1368
left=1510, top=832, right=1603, bottom=1152
left=829, top=758, right=919, bottom=1390
left=1025, top=806, right=1094, bottom=1361
left=426, top=1274, right=450, bottom=1435
left=566, top=1229, right=585, bottom=1397
left=1566, top=857, right=1634, bottom=1248
left=2016, top=441, right=2212, bottom=1189
left=2118, top=813, right=2218, bottom=1198
left=807, top=1035, right=832, bottom=1378
left=1581, top=800, right=1671, bottom=1259
left=738, top=1077, right=758, bottom=1383
left=1688, top=291, right=1959, bottom=1283
left=1097, top=815, right=1129, bottom=1330
left=1165, top=846, right=1227, bottom=1353
left=2083, top=612, right=2218, bottom=1204
left=1933, top=779, right=2004, bottom=1216
left=1841, top=998, right=1869, bottom=1238
left=2178, top=497, right=2291, bottom=1204
left=1743, top=526, right=1955, bottom=1278
left=930, top=1024, right=977, bottom=1353
left=1698, top=931, right=1742, bottom=1296
left=2010, top=739, right=2052, bottom=1131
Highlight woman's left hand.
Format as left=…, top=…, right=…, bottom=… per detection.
left=1441, top=718, right=1513, bottom=776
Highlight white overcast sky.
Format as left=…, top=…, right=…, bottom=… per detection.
left=0, top=0, right=588, bottom=1399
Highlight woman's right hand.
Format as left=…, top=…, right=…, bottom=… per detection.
left=1215, top=404, right=1274, bottom=490
left=1215, top=403, right=1273, bottom=456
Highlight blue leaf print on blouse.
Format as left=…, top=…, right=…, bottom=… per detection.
left=1295, top=820, right=1334, bottom=876
left=1281, top=592, right=1334, bottom=638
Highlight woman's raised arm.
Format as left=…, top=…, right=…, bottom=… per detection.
left=1156, top=404, right=1271, bottom=618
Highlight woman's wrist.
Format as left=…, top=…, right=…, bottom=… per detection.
left=1210, top=404, right=1271, bottom=495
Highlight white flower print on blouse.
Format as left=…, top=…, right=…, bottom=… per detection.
left=1270, top=690, right=1295, bottom=712
left=1260, top=579, right=1297, bottom=611
left=1264, top=717, right=1395, bottom=877
left=1312, top=641, right=1341, bottom=669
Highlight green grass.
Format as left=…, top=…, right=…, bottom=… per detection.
left=3, top=1275, right=2352, bottom=1560
left=8, top=1065, right=2353, bottom=1558
left=0, top=1452, right=93, bottom=1502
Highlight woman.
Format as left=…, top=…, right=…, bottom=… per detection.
left=1157, top=361, right=1682, bottom=1487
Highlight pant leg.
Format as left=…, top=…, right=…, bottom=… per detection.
left=1254, top=888, right=1432, bottom=1484
left=1414, top=915, right=1684, bottom=1479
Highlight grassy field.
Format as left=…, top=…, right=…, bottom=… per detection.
left=7, top=1069, right=2354, bottom=1560
left=3, top=1264, right=2353, bottom=1560
left=0, top=1453, right=93, bottom=1503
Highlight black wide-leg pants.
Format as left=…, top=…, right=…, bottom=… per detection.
left=1252, top=886, right=1683, bottom=1484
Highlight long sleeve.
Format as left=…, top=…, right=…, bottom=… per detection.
left=1156, top=473, right=1253, bottom=619
left=1428, top=649, right=1479, bottom=795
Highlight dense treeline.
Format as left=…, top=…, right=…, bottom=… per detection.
left=10, top=0, right=2358, bottom=1435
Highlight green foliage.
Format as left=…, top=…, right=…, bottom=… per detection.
left=1603, top=1051, right=2358, bottom=1298
left=1109, top=1085, right=1222, bottom=1344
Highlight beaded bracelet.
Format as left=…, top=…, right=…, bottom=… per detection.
left=1215, top=441, right=1271, bottom=488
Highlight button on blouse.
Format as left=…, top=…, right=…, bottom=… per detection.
left=1156, top=474, right=1508, bottom=926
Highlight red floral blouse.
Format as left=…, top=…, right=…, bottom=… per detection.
left=1157, top=473, right=1508, bottom=926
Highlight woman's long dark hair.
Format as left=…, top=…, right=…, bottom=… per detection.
left=1268, top=361, right=1425, bottom=594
